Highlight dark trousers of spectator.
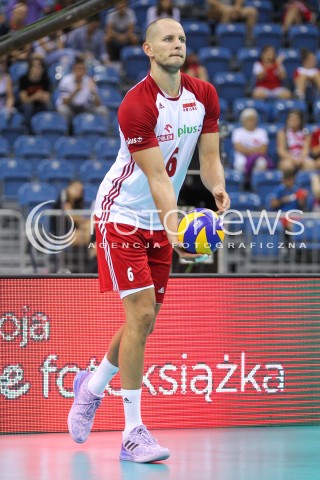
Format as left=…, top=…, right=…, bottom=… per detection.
left=107, top=40, right=129, bottom=61
left=19, top=102, right=50, bottom=129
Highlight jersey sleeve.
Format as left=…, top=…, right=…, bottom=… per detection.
left=201, top=83, right=220, bottom=134
left=118, top=93, right=159, bottom=153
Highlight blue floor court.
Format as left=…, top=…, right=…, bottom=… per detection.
left=1, top=426, right=320, bottom=480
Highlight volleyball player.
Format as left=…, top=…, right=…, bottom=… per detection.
left=68, top=17, right=230, bottom=463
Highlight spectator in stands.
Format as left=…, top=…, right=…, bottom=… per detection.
left=293, top=48, right=320, bottom=100
left=52, top=180, right=91, bottom=248
left=232, top=108, right=273, bottom=181
left=282, top=1, right=314, bottom=34
left=8, top=2, right=28, bottom=31
left=270, top=167, right=307, bottom=211
left=181, top=53, right=208, bottom=82
left=311, top=172, right=320, bottom=212
left=0, top=55, right=15, bottom=117
left=277, top=109, right=314, bottom=172
left=7, top=0, right=48, bottom=26
left=56, top=56, right=107, bottom=128
left=105, top=1, right=138, bottom=62
left=18, top=54, right=51, bottom=127
left=67, top=15, right=109, bottom=65
left=207, top=0, right=257, bottom=43
left=252, top=46, right=292, bottom=100
left=310, top=127, right=320, bottom=169
left=9, top=43, right=33, bottom=63
left=146, top=0, right=181, bottom=26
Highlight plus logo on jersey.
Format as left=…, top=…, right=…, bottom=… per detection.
left=126, top=137, right=143, bottom=146
left=183, top=98, right=197, bottom=111
left=157, top=124, right=174, bottom=142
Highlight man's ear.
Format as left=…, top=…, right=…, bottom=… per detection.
left=143, top=41, right=154, bottom=59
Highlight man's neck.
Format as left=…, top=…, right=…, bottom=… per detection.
left=151, top=66, right=181, bottom=98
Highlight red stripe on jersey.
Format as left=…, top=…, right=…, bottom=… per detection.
left=183, top=101, right=196, bottom=108
left=102, top=157, right=135, bottom=223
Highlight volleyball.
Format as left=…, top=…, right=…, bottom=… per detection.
left=177, top=208, right=224, bottom=255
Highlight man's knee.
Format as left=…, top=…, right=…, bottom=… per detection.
left=134, top=309, right=156, bottom=337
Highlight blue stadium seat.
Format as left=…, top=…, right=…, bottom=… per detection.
left=94, top=137, right=120, bottom=161
left=98, top=87, right=123, bottom=113
left=313, top=99, right=320, bottom=122
left=48, top=62, right=71, bottom=87
left=31, top=112, right=68, bottom=147
left=216, top=24, right=246, bottom=55
left=237, top=48, right=260, bottom=79
left=260, top=122, right=284, bottom=163
left=253, top=24, right=282, bottom=50
left=278, top=48, right=301, bottom=79
left=13, top=135, right=51, bottom=160
left=232, top=98, right=270, bottom=122
left=54, top=137, right=92, bottom=170
left=17, top=181, right=58, bottom=213
left=219, top=98, right=228, bottom=120
left=213, top=72, right=246, bottom=106
left=245, top=217, right=284, bottom=257
left=272, top=99, right=307, bottom=123
left=220, top=122, right=237, bottom=165
left=79, top=160, right=114, bottom=185
left=131, top=0, right=156, bottom=27
left=288, top=25, right=319, bottom=51
left=120, top=46, right=150, bottom=81
left=83, top=183, right=98, bottom=209
left=291, top=218, right=320, bottom=250
left=0, top=136, right=10, bottom=157
left=229, top=192, right=261, bottom=210
left=296, top=170, right=319, bottom=192
left=198, top=47, right=232, bottom=79
left=0, top=111, right=26, bottom=144
left=245, top=0, right=273, bottom=23
left=90, top=65, right=120, bottom=88
left=72, top=113, right=109, bottom=146
left=224, top=168, right=244, bottom=193
left=9, top=61, right=28, bottom=85
left=45, top=48, right=76, bottom=66
left=182, top=22, right=210, bottom=53
left=36, top=159, right=75, bottom=191
left=0, top=158, right=32, bottom=202
left=251, top=170, right=283, bottom=207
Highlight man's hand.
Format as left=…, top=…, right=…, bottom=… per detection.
left=212, top=185, right=230, bottom=214
left=167, top=234, right=206, bottom=262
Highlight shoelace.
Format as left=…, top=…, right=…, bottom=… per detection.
left=135, top=427, right=157, bottom=446
left=84, top=399, right=102, bottom=419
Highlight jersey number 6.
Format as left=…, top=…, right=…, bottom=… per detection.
left=166, top=147, right=179, bottom=177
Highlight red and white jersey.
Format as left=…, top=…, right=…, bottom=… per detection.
left=95, top=73, right=220, bottom=230
left=286, top=128, right=308, bottom=159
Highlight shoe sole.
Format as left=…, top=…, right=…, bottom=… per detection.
left=119, top=450, right=170, bottom=463
left=67, top=371, right=90, bottom=444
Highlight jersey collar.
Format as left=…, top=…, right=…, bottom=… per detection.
left=148, top=73, right=183, bottom=101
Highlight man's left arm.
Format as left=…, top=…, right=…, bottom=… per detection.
left=198, top=132, right=230, bottom=213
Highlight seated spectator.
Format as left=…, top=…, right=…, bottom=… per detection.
left=146, top=0, right=181, bottom=26
left=232, top=108, right=274, bottom=180
left=66, top=15, right=109, bottom=65
left=8, top=2, right=28, bottom=31
left=311, top=172, right=320, bottom=212
left=310, top=127, right=320, bottom=170
left=181, top=53, right=208, bottom=82
left=282, top=1, right=314, bottom=34
left=51, top=180, right=91, bottom=248
left=18, top=54, right=51, bottom=127
left=7, top=0, right=47, bottom=26
left=9, top=43, right=33, bottom=63
left=207, top=0, right=257, bottom=43
left=0, top=55, right=15, bottom=117
left=105, top=1, right=138, bottom=61
left=252, top=45, right=292, bottom=99
left=277, top=109, right=314, bottom=172
left=293, top=48, right=320, bottom=100
left=56, top=56, right=107, bottom=127
left=270, top=166, right=307, bottom=211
